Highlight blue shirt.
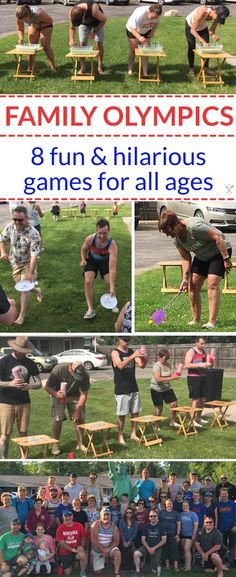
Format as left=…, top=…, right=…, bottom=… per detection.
left=136, top=479, right=157, bottom=508
left=216, top=500, right=236, bottom=531
left=180, top=511, right=199, bottom=537
left=54, top=503, right=72, bottom=521
left=12, top=497, right=34, bottom=525
left=190, top=502, right=205, bottom=528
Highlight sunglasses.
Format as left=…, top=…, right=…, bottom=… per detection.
left=205, top=521, right=213, bottom=524
left=13, top=218, right=25, bottom=222
left=149, top=500, right=155, bottom=503
left=150, top=515, right=157, bottom=518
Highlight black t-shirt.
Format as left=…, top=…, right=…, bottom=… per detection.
left=0, top=354, right=39, bottom=404
left=196, top=528, right=223, bottom=552
left=72, top=509, right=89, bottom=526
left=0, top=286, right=10, bottom=315
left=76, top=0, right=103, bottom=27
left=46, top=363, right=90, bottom=397
left=112, top=348, right=138, bottom=395
left=142, top=522, right=165, bottom=547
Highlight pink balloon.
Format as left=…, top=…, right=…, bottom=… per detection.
left=151, top=309, right=166, bottom=324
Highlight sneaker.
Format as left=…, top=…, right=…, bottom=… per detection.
left=51, top=443, right=60, bottom=456
left=157, top=567, right=162, bottom=577
left=112, top=306, right=119, bottom=314
left=200, top=418, right=209, bottom=425
left=83, top=309, right=96, bottom=319
left=192, top=420, right=203, bottom=429
left=80, top=572, right=87, bottom=577
left=187, top=320, right=199, bottom=325
left=202, top=322, right=216, bottom=330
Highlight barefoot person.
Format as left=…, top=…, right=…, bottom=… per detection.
left=16, top=5, right=56, bottom=73
left=111, top=337, right=147, bottom=445
left=45, top=361, right=90, bottom=456
left=0, top=336, right=42, bottom=459
left=0, top=206, right=42, bottom=326
left=126, top=4, right=162, bottom=76
left=158, top=210, right=232, bottom=329
left=69, top=1, right=107, bottom=75
left=185, top=5, right=230, bottom=76
left=80, top=218, right=118, bottom=320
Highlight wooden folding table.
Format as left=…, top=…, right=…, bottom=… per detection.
left=193, top=49, right=233, bottom=88
left=6, top=47, right=43, bottom=80
left=204, top=400, right=236, bottom=430
left=11, top=435, right=59, bottom=459
left=130, top=415, right=167, bottom=447
left=78, top=421, right=116, bottom=458
left=66, top=49, right=99, bottom=82
left=172, top=407, right=203, bottom=437
left=135, top=48, right=166, bottom=83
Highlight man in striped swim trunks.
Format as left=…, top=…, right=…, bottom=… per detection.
left=90, top=508, right=121, bottom=576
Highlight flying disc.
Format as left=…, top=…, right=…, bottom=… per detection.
left=151, top=309, right=166, bottom=325
left=15, top=280, right=35, bottom=292
left=100, top=293, right=118, bottom=309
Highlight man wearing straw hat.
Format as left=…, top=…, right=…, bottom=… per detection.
left=0, top=336, right=42, bottom=459
left=0, top=205, right=42, bottom=326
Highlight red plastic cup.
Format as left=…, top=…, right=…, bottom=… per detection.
left=175, top=363, right=183, bottom=377
left=57, top=566, right=63, bottom=576
left=68, top=452, right=75, bottom=459
left=59, top=382, right=67, bottom=404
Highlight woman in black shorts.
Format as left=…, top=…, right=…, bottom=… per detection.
left=150, top=349, right=180, bottom=428
left=16, top=5, right=56, bottom=72
left=158, top=210, right=233, bottom=329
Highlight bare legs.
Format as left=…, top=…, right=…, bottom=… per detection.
left=28, top=26, right=56, bottom=72
left=189, top=273, right=221, bottom=325
left=128, top=37, right=149, bottom=76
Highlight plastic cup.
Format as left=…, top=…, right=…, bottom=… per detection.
left=68, top=452, right=75, bottom=459
left=12, top=366, right=22, bottom=379
left=175, top=363, right=183, bottom=376
left=59, top=382, right=67, bottom=404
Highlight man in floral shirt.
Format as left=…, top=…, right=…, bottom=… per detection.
left=0, top=205, right=41, bottom=326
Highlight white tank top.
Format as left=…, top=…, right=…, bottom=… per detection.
left=186, top=7, right=211, bottom=31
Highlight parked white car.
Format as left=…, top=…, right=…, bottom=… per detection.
left=156, top=201, right=236, bottom=228
left=54, top=349, right=108, bottom=370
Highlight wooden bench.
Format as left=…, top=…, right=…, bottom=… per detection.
left=78, top=421, right=116, bottom=458
left=222, top=263, right=236, bottom=294
left=130, top=415, right=167, bottom=447
left=159, top=261, right=183, bottom=293
left=11, top=435, right=58, bottom=459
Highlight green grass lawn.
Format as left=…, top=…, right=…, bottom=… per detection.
left=7, top=376, right=236, bottom=459
left=0, top=17, right=236, bottom=94
left=68, top=567, right=235, bottom=577
left=135, top=266, right=236, bottom=332
left=0, top=203, right=131, bottom=333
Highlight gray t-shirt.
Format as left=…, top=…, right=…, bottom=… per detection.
left=174, top=218, right=231, bottom=261
left=151, top=361, right=172, bottom=392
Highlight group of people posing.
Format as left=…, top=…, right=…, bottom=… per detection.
left=14, top=3, right=230, bottom=78
left=0, top=469, right=236, bottom=577
left=0, top=334, right=221, bottom=457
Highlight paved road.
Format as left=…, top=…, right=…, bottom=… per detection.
left=135, top=221, right=236, bottom=273
left=1, top=2, right=236, bottom=37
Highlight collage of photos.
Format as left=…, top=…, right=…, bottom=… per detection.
left=0, top=1, right=236, bottom=94
left=1, top=1, right=236, bottom=577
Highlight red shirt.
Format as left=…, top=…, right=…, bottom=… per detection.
left=56, top=522, right=86, bottom=556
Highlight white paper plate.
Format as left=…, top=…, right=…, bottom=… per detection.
left=15, top=280, right=35, bottom=292
left=100, top=293, right=118, bottom=309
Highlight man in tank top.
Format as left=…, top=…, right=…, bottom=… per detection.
left=69, top=1, right=107, bottom=75
left=90, top=508, right=121, bottom=575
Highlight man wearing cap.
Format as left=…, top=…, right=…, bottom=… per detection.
left=111, top=337, right=147, bottom=445
left=0, top=336, right=42, bottom=459
left=200, top=476, right=216, bottom=500
left=56, top=510, right=87, bottom=577
left=90, top=508, right=121, bottom=576
left=185, top=5, right=230, bottom=76
left=189, top=472, right=202, bottom=491
left=0, top=285, right=17, bottom=326
left=0, top=519, right=24, bottom=567
left=45, top=361, right=90, bottom=456
left=12, top=486, right=34, bottom=531
left=195, top=516, right=226, bottom=577
left=0, top=205, right=42, bottom=326
left=64, top=474, right=84, bottom=504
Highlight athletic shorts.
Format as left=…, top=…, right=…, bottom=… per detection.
left=221, top=529, right=236, bottom=548
left=91, top=546, right=119, bottom=572
left=79, top=24, right=104, bottom=43
left=162, top=535, right=179, bottom=562
left=83, top=257, right=109, bottom=279
left=126, top=28, right=152, bottom=39
left=115, top=392, right=142, bottom=416
left=191, top=248, right=232, bottom=279
left=187, top=375, right=206, bottom=400
left=151, top=388, right=177, bottom=407
left=59, top=553, right=76, bottom=570
left=0, top=403, right=30, bottom=435
left=204, top=547, right=225, bottom=569
left=12, top=262, right=37, bottom=283
left=138, top=545, right=162, bottom=568
left=51, top=397, right=85, bottom=423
